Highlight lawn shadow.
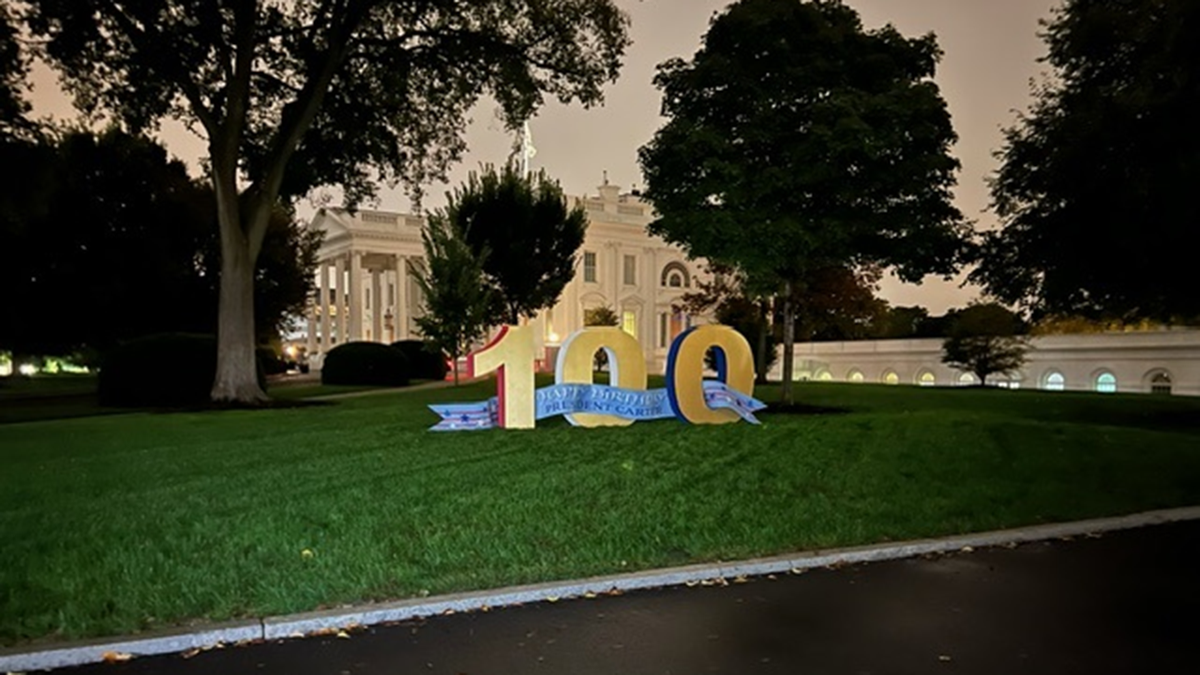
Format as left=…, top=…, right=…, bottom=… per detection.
left=761, top=402, right=851, bottom=416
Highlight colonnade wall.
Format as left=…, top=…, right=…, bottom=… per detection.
left=767, top=330, right=1200, bottom=396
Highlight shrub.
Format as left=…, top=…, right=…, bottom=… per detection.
left=98, top=333, right=266, bottom=407
left=321, top=341, right=410, bottom=386
left=256, top=346, right=290, bottom=376
left=391, top=340, right=450, bottom=381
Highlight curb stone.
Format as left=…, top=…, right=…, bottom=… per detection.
left=4, top=505, right=1200, bottom=672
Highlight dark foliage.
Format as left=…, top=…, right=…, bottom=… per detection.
left=391, top=340, right=450, bottom=381
left=452, top=164, right=588, bottom=325
left=638, top=0, right=968, bottom=403
left=98, top=334, right=266, bottom=407
left=973, top=0, right=1200, bottom=321
left=940, top=304, right=1030, bottom=385
left=0, top=129, right=319, bottom=360
left=321, top=342, right=410, bottom=387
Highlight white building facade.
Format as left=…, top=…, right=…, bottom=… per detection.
left=768, top=330, right=1200, bottom=396
left=304, top=182, right=709, bottom=374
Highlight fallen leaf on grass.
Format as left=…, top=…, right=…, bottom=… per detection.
left=102, top=652, right=133, bottom=663
left=181, top=648, right=202, bottom=659
left=938, top=655, right=952, bottom=662
left=961, top=546, right=975, bottom=553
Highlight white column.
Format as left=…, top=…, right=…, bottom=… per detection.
left=319, top=262, right=330, bottom=353
left=306, top=300, right=317, bottom=356
left=644, top=246, right=658, bottom=371
left=371, top=268, right=383, bottom=342
left=349, top=251, right=363, bottom=341
left=335, top=256, right=347, bottom=346
left=395, top=254, right=409, bottom=340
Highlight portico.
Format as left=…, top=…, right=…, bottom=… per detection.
left=304, top=181, right=711, bottom=373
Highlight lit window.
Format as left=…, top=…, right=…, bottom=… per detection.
left=848, top=370, right=865, bottom=383
left=884, top=372, right=899, bottom=385
left=918, top=372, right=936, bottom=387
left=1044, top=372, right=1065, bottom=391
left=623, top=255, right=636, bottom=285
left=583, top=252, right=597, bottom=283
left=622, top=310, right=637, bottom=337
left=1095, top=372, right=1117, bottom=393
left=817, top=370, right=833, bottom=381
left=958, top=373, right=976, bottom=386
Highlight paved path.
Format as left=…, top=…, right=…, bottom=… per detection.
left=55, top=520, right=1200, bottom=675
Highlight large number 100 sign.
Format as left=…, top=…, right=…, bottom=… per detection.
left=428, top=324, right=766, bottom=431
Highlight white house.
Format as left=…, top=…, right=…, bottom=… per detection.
left=303, top=180, right=709, bottom=373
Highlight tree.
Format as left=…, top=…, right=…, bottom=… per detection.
left=940, top=303, right=1029, bottom=386
left=792, top=265, right=888, bottom=342
left=0, top=128, right=319, bottom=360
left=410, top=215, right=494, bottom=386
left=452, top=163, right=588, bottom=325
left=870, top=305, right=930, bottom=339
left=23, top=0, right=629, bottom=403
left=638, top=0, right=968, bottom=405
left=973, top=0, right=1200, bottom=322
left=582, top=304, right=619, bottom=371
left=0, top=4, right=31, bottom=138
left=680, top=263, right=776, bottom=383
left=583, top=305, right=620, bottom=328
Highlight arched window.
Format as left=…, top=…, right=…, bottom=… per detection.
left=883, top=371, right=899, bottom=385
left=917, top=371, right=936, bottom=387
left=660, top=261, right=691, bottom=289
left=958, top=373, right=977, bottom=386
left=1095, top=372, right=1117, bottom=393
left=1150, top=372, right=1173, bottom=395
left=847, top=369, right=865, bottom=383
left=1043, top=371, right=1065, bottom=391
left=816, top=369, right=833, bottom=382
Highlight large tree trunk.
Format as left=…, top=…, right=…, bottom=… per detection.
left=755, top=299, right=769, bottom=385
left=212, top=224, right=268, bottom=404
left=780, top=280, right=796, bottom=406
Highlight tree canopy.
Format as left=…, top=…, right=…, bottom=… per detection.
left=940, top=303, right=1029, bottom=385
left=410, top=215, right=494, bottom=386
left=973, top=0, right=1200, bottom=322
left=0, top=128, right=319, bottom=361
left=453, top=163, right=588, bottom=325
left=21, top=0, right=629, bottom=402
left=0, top=5, right=31, bottom=138
left=638, top=0, right=968, bottom=403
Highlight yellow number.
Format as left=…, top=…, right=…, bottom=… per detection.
left=666, top=325, right=756, bottom=424
left=468, top=325, right=535, bottom=429
left=556, top=327, right=647, bottom=427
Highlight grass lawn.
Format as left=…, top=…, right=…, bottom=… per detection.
left=1, top=380, right=1199, bottom=647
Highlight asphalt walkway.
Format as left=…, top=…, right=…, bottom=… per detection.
left=50, top=519, right=1200, bottom=675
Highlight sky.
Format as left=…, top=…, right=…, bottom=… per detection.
left=27, top=0, right=1061, bottom=315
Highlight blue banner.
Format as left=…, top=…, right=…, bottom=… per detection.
left=428, top=381, right=766, bottom=431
